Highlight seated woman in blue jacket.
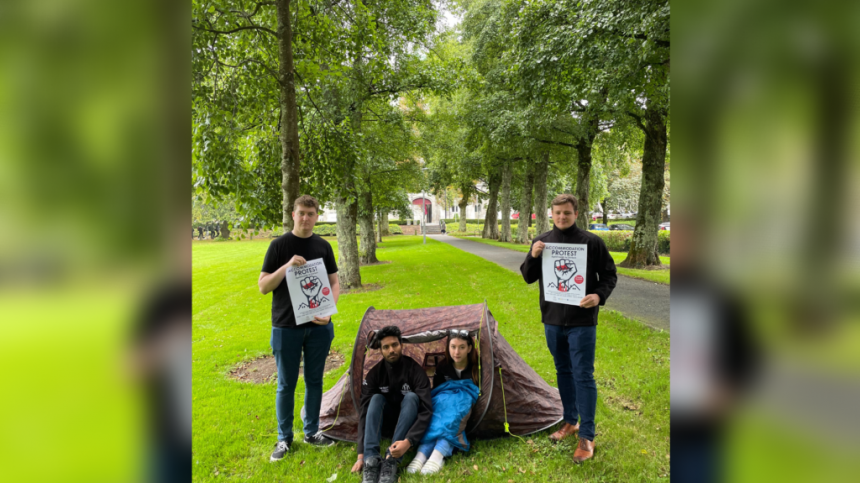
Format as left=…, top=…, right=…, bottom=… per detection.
left=406, top=330, right=480, bottom=475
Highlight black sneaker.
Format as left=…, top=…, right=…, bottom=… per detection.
left=304, top=432, right=335, bottom=447
left=378, top=457, right=399, bottom=483
left=362, top=456, right=382, bottom=483
left=269, top=440, right=290, bottom=462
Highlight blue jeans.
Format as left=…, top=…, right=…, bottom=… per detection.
left=363, top=393, right=419, bottom=461
left=544, top=324, right=597, bottom=441
left=417, top=438, right=454, bottom=458
left=271, top=323, right=334, bottom=442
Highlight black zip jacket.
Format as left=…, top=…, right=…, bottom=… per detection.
left=357, top=355, right=433, bottom=453
left=520, top=224, right=618, bottom=326
left=432, top=359, right=476, bottom=388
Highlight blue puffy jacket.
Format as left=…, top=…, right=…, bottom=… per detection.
left=419, top=379, right=480, bottom=451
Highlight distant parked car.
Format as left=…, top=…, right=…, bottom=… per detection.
left=610, top=223, right=635, bottom=231
left=591, top=212, right=603, bottom=220
left=659, top=222, right=670, bottom=230
left=589, top=223, right=610, bottom=231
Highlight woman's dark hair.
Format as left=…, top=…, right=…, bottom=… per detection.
left=445, top=331, right=480, bottom=385
left=371, top=326, right=402, bottom=349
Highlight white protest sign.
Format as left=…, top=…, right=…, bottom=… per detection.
left=541, top=243, right=588, bottom=306
left=285, top=258, right=338, bottom=324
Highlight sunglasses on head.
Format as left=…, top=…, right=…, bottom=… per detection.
left=449, top=329, right=470, bottom=338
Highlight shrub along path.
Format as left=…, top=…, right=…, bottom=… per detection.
left=431, top=235, right=670, bottom=332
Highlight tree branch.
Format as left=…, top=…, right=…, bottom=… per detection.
left=193, top=24, right=278, bottom=38
left=212, top=58, right=280, bottom=84
left=626, top=111, right=647, bottom=133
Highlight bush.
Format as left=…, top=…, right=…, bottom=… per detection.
left=313, top=225, right=338, bottom=236
left=509, top=226, right=536, bottom=240
left=657, top=230, right=670, bottom=254
left=313, top=224, right=404, bottom=237
left=442, top=218, right=482, bottom=224
left=590, top=230, right=670, bottom=255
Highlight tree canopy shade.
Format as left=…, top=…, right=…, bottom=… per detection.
left=191, top=0, right=670, bottom=274
left=504, top=0, right=670, bottom=267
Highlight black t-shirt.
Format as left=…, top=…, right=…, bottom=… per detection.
left=261, top=232, right=338, bottom=328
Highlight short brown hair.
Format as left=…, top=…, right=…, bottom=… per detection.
left=293, top=195, right=320, bottom=213
left=551, top=194, right=578, bottom=212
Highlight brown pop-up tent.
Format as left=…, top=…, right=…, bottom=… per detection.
left=310, top=302, right=563, bottom=442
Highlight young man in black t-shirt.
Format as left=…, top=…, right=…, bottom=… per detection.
left=258, top=195, right=340, bottom=461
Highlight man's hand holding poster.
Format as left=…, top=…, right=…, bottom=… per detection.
left=285, top=258, right=338, bottom=324
left=542, top=243, right=588, bottom=306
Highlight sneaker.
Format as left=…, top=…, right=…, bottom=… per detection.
left=269, top=440, right=290, bottom=462
left=304, top=432, right=335, bottom=447
left=362, top=456, right=382, bottom=483
left=378, top=457, right=399, bottom=483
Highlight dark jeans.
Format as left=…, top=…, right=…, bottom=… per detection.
left=271, top=323, right=334, bottom=442
left=545, top=324, right=597, bottom=440
left=363, top=393, right=419, bottom=461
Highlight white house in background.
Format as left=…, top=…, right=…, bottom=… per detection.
left=318, top=184, right=525, bottom=224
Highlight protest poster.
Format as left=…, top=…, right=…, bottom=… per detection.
left=285, top=258, right=338, bottom=324
left=541, top=243, right=588, bottom=306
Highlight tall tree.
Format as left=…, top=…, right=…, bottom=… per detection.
left=481, top=165, right=502, bottom=239
left=498, top=161, right=514, bottom=241
left=533, top=152, right=551, bottom=236
left=515, top=162, right=535, bottom=244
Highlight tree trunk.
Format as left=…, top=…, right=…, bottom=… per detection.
left=458, top=194, right=468, bottom=232
left=336, top=191, right=362, bottom=289
left=219, top=220, right=230, bottom=239
left=621, top=101, right=667, bottom=269
left=516, top=163, right=535, bottom=244
left=533, top=153, right=550, bottom=235
left=602, top=199, right=609, bottom=225
left=482, top=168, right=501, bottom=239
left=661, top=207, right=670, bottom=222
left=277, top=0, right=301, bottom=233
left=499, top=163, right=513, bottom=242
left=574, top=110, right=599, bottom=230
left=359, top=189, right=378, bottom=264
left=380, top=210, right=390, bottom=236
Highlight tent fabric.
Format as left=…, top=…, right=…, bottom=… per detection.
left=421, top=379, right=480, bottom=451
left=314, top=302, right=563, bottom=442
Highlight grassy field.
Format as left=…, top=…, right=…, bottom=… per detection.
left=449, top=236, right=671, bottom=285
left=193, top=236, right=669, bottom=482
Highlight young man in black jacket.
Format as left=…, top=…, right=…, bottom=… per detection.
left=520, top=194, right=617, bottom=463
left=350, top=326, right=433, bottom=483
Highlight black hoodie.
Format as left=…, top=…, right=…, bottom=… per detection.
left=520, top=223, right=618, bottom=326
left=356, top=355, right=433, bottom=453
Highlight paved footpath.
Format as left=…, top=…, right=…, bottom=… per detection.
left=429, top=235, right=670, bottom=332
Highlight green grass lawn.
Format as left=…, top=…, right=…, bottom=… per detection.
left=193, top=236, right=669, bottom=482
left=450, top=236, right=671, bottom=285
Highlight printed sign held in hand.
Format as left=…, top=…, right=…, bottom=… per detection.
left=541, top=243, right=588, bottom=306
left=285, top=259, right=337, bottom=324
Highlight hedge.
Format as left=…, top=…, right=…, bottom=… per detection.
left=447, top=224, right=669, bottom=254
left=312, top=224, right=403, bottom=236
left=590, top=230, right=670, bottom=254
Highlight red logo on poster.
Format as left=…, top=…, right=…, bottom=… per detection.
left=322, top=287, right=330, bottom=296
left=574, top=275, right=584, bottom=284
